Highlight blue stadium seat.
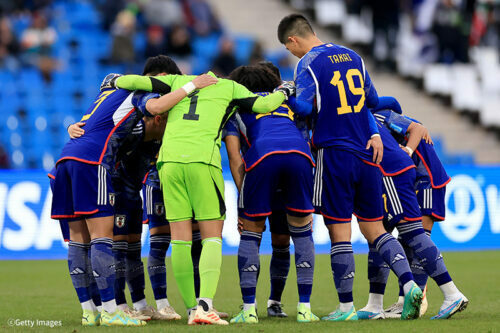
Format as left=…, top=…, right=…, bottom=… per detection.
left=234, top=35, right=255, bottom=66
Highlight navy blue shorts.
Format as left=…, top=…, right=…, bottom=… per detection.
left=314, top=148, right=383, bottom=224
left=51, top=160, right=114, bottom=219
left=267, top=189, right=290, bottom=235
left=113, top=191, right=143, bottom=236
left=382, top=168, right=422, bottom=230
left=143, top=183, right=168, bottom=229
left=416, top=182, right=446, bottom=221
left=238, top=154, right=314, bottom=222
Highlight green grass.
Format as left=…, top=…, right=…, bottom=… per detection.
left=0, top=251, right=499, bottom=332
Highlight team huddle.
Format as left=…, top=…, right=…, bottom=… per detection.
left=49, top=14, right=468, bottom=327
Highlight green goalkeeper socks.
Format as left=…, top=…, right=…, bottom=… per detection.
left=199, top=237, right=223, bottom=300
left=171, top=240, right=197, bottom=309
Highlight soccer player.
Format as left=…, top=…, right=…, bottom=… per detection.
left=223, top=65, right=317, bottom=323
left=110, top=70, right=294, bottom=325
left=50, top=65, right=216, bottom=326
left=369, top=97, right=468, bottom=320
left=142, top=166, right=229, bottom=319
left=278, top=13, right=423, bottom=321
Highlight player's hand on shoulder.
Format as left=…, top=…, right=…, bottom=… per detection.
left=274, top=81, right=296, bottom=100
left=68, top=122, right=85, bottom=139
left=100, top=73, right=122, bottom=91
left=192, top=74, right=218, bottom=89
left=421, top=127, right=433, bottom=145
left=366, top=134, right=383, bottom=164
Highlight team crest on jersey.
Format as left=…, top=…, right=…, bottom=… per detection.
left=154, top=203, right=164, bottom=216
left=115, top=215, right=126, bottom=228
left=109, top=193, right=115, bottom=206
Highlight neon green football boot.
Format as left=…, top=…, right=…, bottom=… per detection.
left=81, top=309, right=100, bottom=326
left=322, top=306, right=358, bottom=321
left=230, top=306, right=258, bottom=324
left=99, top=309, right=147, bottom=326
left=297, top=303, right=319, bottom=323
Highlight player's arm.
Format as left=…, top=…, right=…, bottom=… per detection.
left=404, top=122, right=432, bottom=156
left=225, top=136, right=244, bottom=192
left=222, top=116, right=244, bottom=191
left=230, top=81, right=290, bottom=114
left=115, top=74, right=218, bottom=115
left=362, top=61, right=379, bottom=108
left=289, top=62, right=316, bottom=116
left=366, top=111, right=383, bottom=164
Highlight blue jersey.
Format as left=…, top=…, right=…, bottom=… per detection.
left=295, top=43, right=379, bottom=161
left=376, top=120, right=415, bottom=176
left=222, top=92, right=313, bottom=171
left=112, top=120, right=162, bottom=197
left=373, top=109, right=450, bottom=188
left=58, top=87, right=146, bottom=170
left=111, top=91, right=161, bottom=196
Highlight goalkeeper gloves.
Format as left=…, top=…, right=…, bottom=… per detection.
left=100, top=73, right=122, bottom=91
left=274, top=81, right=296, bottom=100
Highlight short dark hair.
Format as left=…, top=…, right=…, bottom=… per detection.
left=256, top=61, right=281, bottom=81
left=142, top=55, right=182, bottom=75
left=277, top=14, right=314, bottom=44
left=228, top=65, right=281, bottom=93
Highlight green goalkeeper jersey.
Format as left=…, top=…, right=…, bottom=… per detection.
left=115, top=72, right=286, bottom=169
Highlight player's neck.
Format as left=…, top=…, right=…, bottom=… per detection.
left=303, top=36, right=324, bottom=56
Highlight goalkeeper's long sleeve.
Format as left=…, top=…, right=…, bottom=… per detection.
left=115, top=75, right=173, bottom=94
left=251, top=92, right=286, bottom=114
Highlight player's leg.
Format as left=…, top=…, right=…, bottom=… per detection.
left=192, top=222, right=202, bottom=301
left=158, top=162, right=198, bottom=323
left=231, top=217, right=265, bottom=324
left=231, top=158, right=276, bottom=324
left=111, top=199, right=129, bottom=313
left=186, top=163, right=228, bottom=325
left=123, top=200, right=149, bottom=317
left=268, top=212, right=290, bottom=318
left=315, top=148, right=358, bottom=321
left=51, top=162, right=100, bottom=325
left=395, top=181, right=466, bottom=319
left=67, top=219, right=100, bottom=326
left=282, top=154, right=317, bottom=323
left=144, top=182, right=182, bottom=320
left=355, top=163, right=421, bottom=320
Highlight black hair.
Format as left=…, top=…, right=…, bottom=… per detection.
left=256, top=61, right=281, bottom=81
left=142, top=55, right=182, bottom=75
left=228, top=65, right=281, bottom=93
left=277, top=13, right=314, bottom=44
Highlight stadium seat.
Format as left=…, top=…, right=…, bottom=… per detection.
left=450, top=64, right=481, bottom=112
left=314, top=0, right=346, bottom=26
left=342, top=14, right=373, bottom=45
left=480, top=94, right=500, bottom=127
left=423, top=64, right=453, bottom=96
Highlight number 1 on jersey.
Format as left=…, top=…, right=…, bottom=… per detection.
left=183, top=94, right=199, bottom=121
left=330, top=69, right=365, bottom=115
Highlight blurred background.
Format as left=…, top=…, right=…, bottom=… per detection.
left=0, top=0, right=499, bottom=259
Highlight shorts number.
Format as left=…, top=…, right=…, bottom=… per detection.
left=330, top=69, right=365, bottom=115
left=81, top=90, right=116, bottom=121
left=183, top=94, right=199, bottom=121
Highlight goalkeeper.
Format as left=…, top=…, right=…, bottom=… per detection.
left=110, top=72, right=293, bottom=325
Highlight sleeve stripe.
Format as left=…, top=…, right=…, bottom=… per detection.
left=307, top=66, right=321, bottom=113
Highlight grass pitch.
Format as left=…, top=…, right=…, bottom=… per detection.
left=0, top=251, right=499, bottom=332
